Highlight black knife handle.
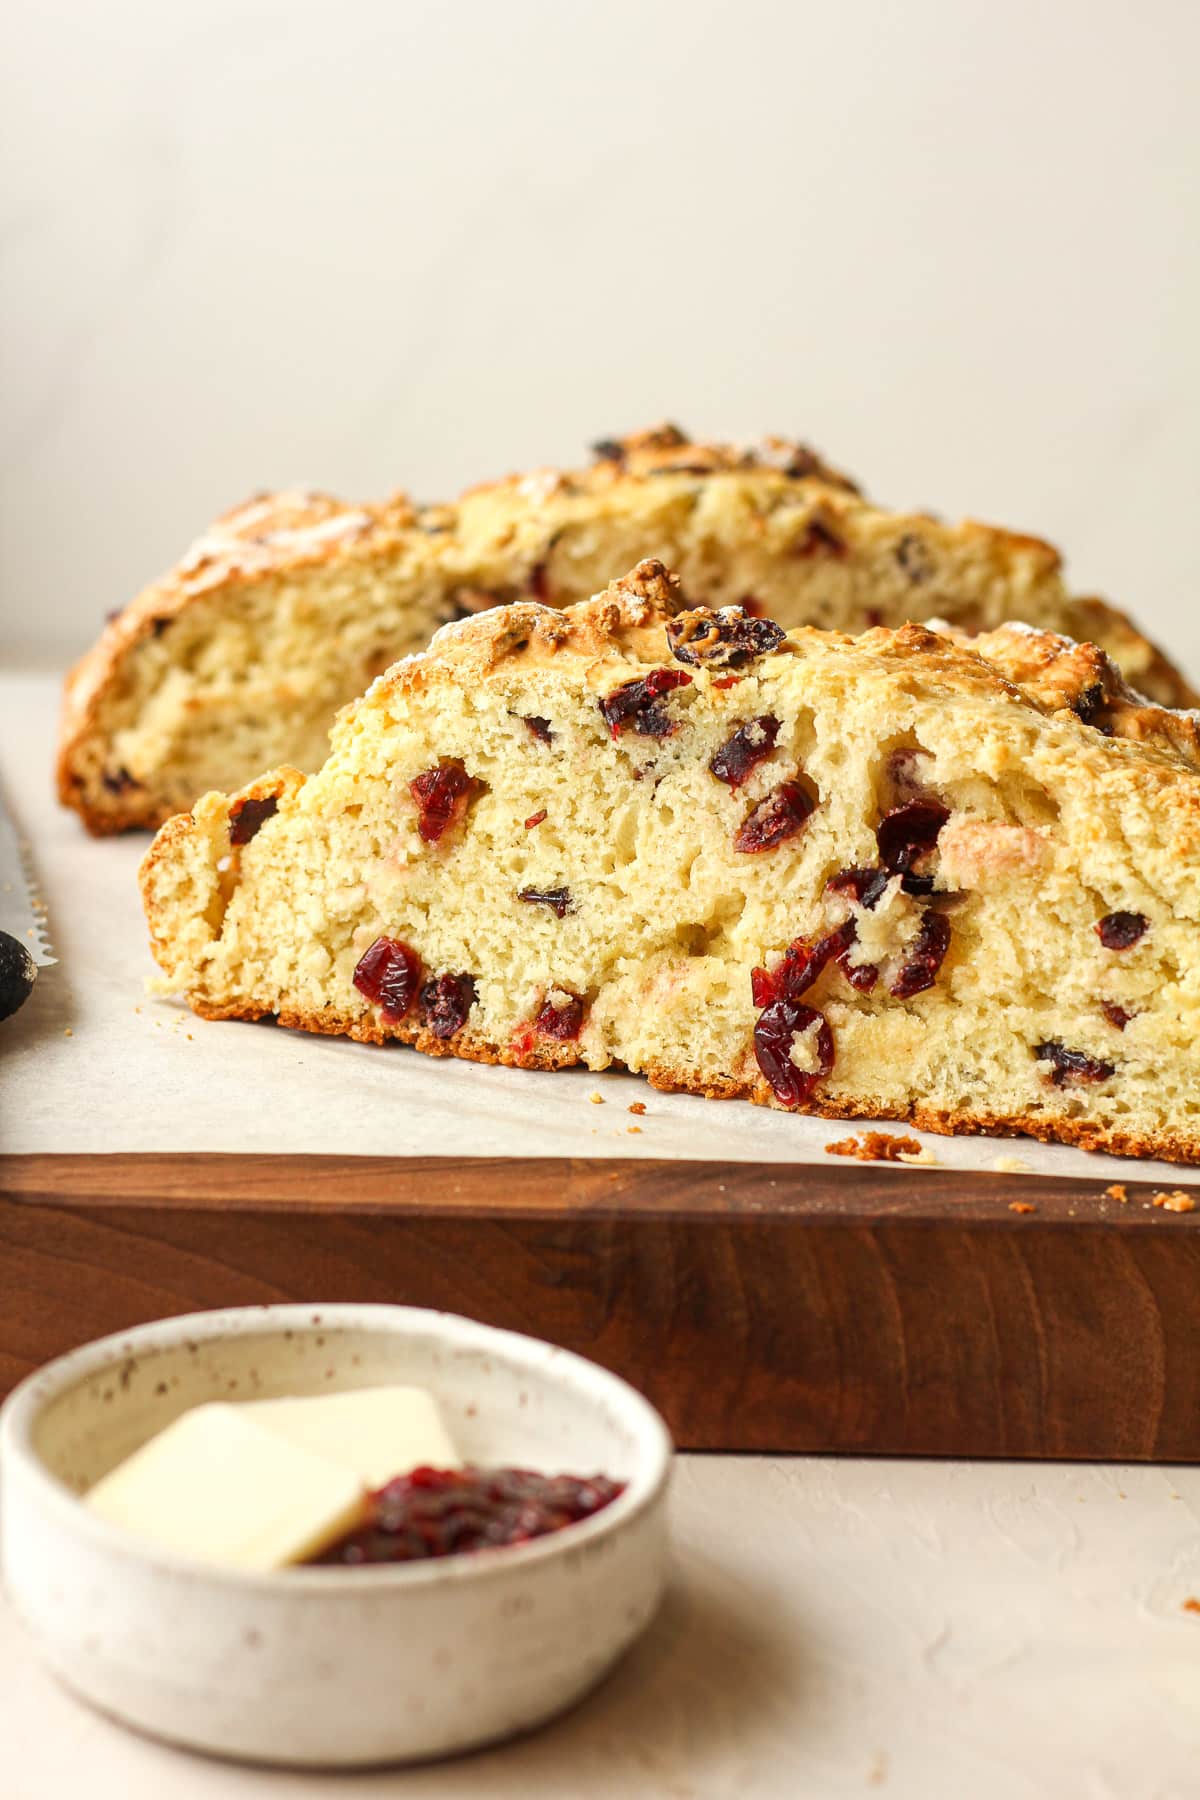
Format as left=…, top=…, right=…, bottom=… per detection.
left=0, top=929, right=37, bottom=1020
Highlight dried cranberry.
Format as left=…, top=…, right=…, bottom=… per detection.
left=754, top=999, right=834, bottom=1106
left=518, top=886, right=573, bottom=918
left=750, top=965, right=778, bottom=1008
left=666, top=608, right=787, bottom=670
left=229, top=795, right=277, bottom=845
left=524, top=716, right=554, bottom=744
left=353, top=936, right=422, bottom=1021
left=1096, top=911, right=1148, bottom=950
left=839, top=950, right=879, bottom=992
left=528, top=561, right=551, bottom=601
left=826, top=866, right=892, bottom=911
left=1073, top=683, right=1106, bottom=727
left=101, top=765, right=139, bottom=795
left=524, top=808, right=548, bottom=830
left=418, top=973, right=476, bottom=1039
left=1102, top=1002, right=1132, bottom=1031
left=709, top=715, right=781, bottom=788
left=750, top=923, right=855, bottom=1008
left=316, top=1465, right=625, bottom=1565
left=1035, top=1040, right=1116, bottom=1086
left=599, top=669, right=692, bottom=739
left=796, top=516, right=845, bottom=558
left=890, top=911, right=951, bottom=999
left=895, top=533, right=935, bottom=584
left=410, top=759, right=478, bottom=843
left=876, top=800, right=949, bottom=884
left=733, top=780, right=816, bottom=853
left=534, top=993, right=584, bottom=1039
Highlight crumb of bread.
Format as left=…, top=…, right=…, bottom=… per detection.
left=1182, top=1597, right=1200, bottom=1614
left=1153, top=1190, right=1196, bottom=1213
left=1009, top=1200, right=1035, bottom=1214
left=628, top=1102, right=646, bottom=1116
left=825, top=1131, right=922, bottom=1163
left=1103, top=1182, right=1129, bottom=1203
left=627, top=1126, right=642, bottom=1135
left=589, top=1092, right=604, bottom=1104
left=990, top=1154, right=1031, bottom=1174
left=895, top=1145, right=939, bottom=1166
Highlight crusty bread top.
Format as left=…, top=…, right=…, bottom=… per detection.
left=64, top=425, right=1057, bottom=696
left=363, top=559, right=1200, bottom=783
left=62, top=427, right=1198, bottom=836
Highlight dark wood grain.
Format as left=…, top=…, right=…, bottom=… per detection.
left=3, top=1154, right=1198, bottom=1459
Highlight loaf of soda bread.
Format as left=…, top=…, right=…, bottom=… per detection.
left=62, top=427, right=1193, bottom=833
left=140, top=560, right=1200, bottom=1164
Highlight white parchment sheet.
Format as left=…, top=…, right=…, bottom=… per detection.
left=3, top=673, right=1186, bottom=1180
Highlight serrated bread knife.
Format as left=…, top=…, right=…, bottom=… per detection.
left=0, top=796, right=55, bottom=1020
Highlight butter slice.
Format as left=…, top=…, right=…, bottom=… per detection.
left=85, top=1403, right=368, bottom=1570
left=240, top=1386, right=460, bottom=1487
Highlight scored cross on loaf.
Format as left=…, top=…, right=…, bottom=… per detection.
left=141, top=559, right=1200, bottom=1164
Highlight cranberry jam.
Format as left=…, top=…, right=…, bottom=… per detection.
left=315, top=1465, right=626, bottom=1565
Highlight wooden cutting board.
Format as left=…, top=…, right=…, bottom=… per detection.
left=2, top=1154, right=1198, bottom=1460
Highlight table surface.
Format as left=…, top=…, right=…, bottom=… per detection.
left=5, top=1454, right=1200, bottom=1800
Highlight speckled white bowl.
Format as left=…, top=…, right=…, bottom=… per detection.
left=0, top=1304, right=672, bottom=1767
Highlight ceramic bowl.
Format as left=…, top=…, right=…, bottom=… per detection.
left=0, top=1304, right=672, bottom=1767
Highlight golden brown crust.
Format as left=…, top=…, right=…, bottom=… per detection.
left=405, top=586, right=1200, bottom=779
left=949, top=623, right=1200, bottom=769
left=161, top=987, right=1200, bottom=1166
left=64, top=426, right=1198, bottom=834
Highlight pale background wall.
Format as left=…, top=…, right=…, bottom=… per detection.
left=3, top=0, right=1199, bottom=677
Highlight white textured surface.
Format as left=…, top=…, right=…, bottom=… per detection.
left=3, top=0, right=1200, bottom=682
left=5, top=1455, right=1200, bottom=1798
left=1, top=669, right=1189, bottom=1181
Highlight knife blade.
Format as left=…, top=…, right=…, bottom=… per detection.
left=0, top=797, right=56, bottom=968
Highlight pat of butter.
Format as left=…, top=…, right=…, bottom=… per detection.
left=85, top=1403, right=369, bottom=1571
left=240, top=1386, right=460, bottom=1487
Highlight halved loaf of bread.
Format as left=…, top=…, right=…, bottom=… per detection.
left=64, top=426, right=1193, bottom=833
left=141, top=560, right=1200, bottom=1164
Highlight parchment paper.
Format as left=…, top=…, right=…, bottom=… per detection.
left=3, top=672, right=1186, bottom=1180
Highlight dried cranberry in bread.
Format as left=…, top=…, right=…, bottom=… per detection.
left=140, top=561, right=1200, bottom=1165
left=62, top=427, right=1193, bottom=833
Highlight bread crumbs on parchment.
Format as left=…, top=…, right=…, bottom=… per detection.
left=588, top=1092, right=604, bottom=1105
left=1182, top=1597, right=1200, bottom=1614
left=825, top=1132, right=921, bottom=1163
left=896, top=1144, right=938, bottom=1166
left=1153, top=1191, right=1196, bottom=1213
left=628, top=1102, right=646, bottom=1116
left=627, top=1126, right=642, bottom=1135
left=1104, top=1183, right=1129, bottom=1203
left=991, top=1155, right=1031, bottom=1174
